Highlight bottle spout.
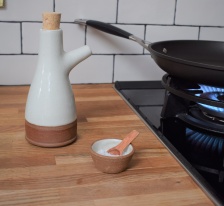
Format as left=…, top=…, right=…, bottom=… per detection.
left=64, top=45, right=92, bottom=74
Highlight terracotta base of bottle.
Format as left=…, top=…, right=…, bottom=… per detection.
left=25, top=120, right=77, bottom=147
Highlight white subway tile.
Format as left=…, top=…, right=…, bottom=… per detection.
left=22, top=23, right=85, bottom=53
left=0, top=23, right=21, bottom=54
left=55, top=0, right=117, bottom=22
left=0, top=0, right=53, bottom=21
left=118, top=0, right=176, bottom=24
left=176, top=0, right=224, bottom=26
left=0, top=55, right=37, bottom=85
left=61, top=23, right=86, bottom=52
left=69, top=55, right=113, bottom=84
left=86, top=24, right=145, bottom=54
left=114, top=55, right=165, bottom=81
left=200, top=27, right=224, bottom=41
left=146, top=25, right=199, bottom=42
left=22, top=23, right=42, bottom=53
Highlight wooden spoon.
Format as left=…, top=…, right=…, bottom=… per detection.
left=107, top=130, right=139, bottom=155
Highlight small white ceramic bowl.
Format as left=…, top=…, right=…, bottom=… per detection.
left=90, top=139, right=134, bottom=174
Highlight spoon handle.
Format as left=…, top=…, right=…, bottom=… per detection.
left=115, top=130, right=139, bottom=153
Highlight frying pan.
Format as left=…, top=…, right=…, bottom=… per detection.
left=75, top=19, right=224, bottom=87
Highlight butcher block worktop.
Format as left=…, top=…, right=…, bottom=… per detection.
left=0, top=84, right=214, bottom=205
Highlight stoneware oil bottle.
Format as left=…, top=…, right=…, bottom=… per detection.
left=25, top=12, right=91, bottom=147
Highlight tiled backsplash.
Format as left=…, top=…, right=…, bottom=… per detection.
left=1, top=0, right=224, bottom=85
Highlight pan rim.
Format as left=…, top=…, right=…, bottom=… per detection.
left=148, top=40, right=224, bottom=71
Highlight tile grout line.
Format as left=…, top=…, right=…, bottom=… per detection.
left=143, top=24, right=147, bottom=54
left=112, top=55, right=115, bottom=83
left=20, top=22, right=23, bottom=54
left=116, top=0, right=119, bottom=23
left=173, top=0, right=178, bottom=25
left=113, top=0, right=119, bottom=82
left=198, top=26, right=201, bottom=40
left=53, top=0, right=55, bottom=12
left=85, top=25, right=87, bottom=45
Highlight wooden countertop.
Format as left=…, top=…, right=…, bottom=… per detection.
left=0, top=84, right=214, bottom=205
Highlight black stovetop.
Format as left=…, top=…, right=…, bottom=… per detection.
left=115, top=80, right=224, bottom=206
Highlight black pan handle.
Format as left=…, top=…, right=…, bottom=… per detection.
left=75, top=19, right=133, bottom=39
left=75, top=19, right=151, bottom=50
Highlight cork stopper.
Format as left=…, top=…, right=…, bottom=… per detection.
left=42, top=12, right=61, bottom=30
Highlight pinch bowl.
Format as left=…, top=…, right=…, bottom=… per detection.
left=90, top=138, right=134, bottom=174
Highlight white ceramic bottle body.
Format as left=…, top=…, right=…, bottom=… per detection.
left=25, top=29, right=91, bottom=127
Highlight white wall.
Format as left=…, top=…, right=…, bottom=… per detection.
left=0, top=0, right=224, bottom=85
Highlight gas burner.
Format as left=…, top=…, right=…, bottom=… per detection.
left=176, top=107, right=224, bottom=134
left=201, top=111, right=224, bottom=123
left=161, top=74, right=224, bottom=108
left=198, top=85, right=224, bottom=95
left=199, top=92, right=224, bottom=101
left=197, top=102, right=224, bottom=121
left=197, top=90, right=224, bottom=120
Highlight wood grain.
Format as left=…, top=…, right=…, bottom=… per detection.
left=0, top=84, right=214, bottom=205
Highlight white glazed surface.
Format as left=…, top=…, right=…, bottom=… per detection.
left=92, top=139, right=134, bottom=156
left=25, top=29, right=91, bottom=126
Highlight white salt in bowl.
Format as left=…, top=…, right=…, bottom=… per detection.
left=90, top=139, right=134, bottom=174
